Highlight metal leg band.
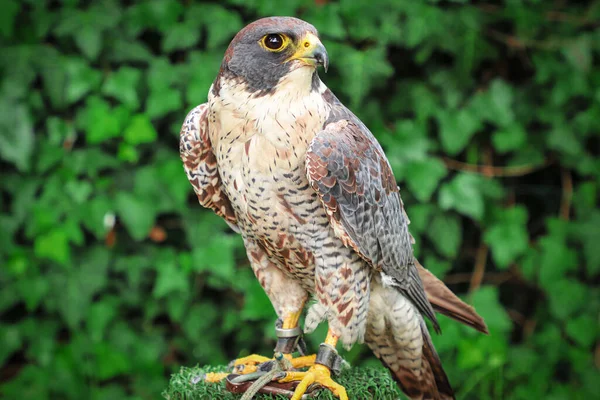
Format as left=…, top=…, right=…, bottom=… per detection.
left=275, top=326, right=303, bottom=338
left=274, top=335, right=300, bottom=353
left=274, top=320, right=305, bottom=354
left=314, top=343, right=344, bottom=375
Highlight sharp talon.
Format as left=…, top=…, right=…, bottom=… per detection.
left=279, top=364, right=348, bottom=400
left=236, top=363, right=259, bottom=374
left=230, top=353, right=316, bottom=376
left=233, top=354, right=272, bottom=367
left=204, top=372, right=229, bottom=383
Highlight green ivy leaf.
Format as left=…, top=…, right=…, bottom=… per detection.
left=427, top=213, right=462, bottom=257
left=0, top=0, right=19, bottom=38
left=0, top=324, right=21, bottom=366
left=123, top=114, right=157, bottom=145
left=405, top=203, right=435, bottom=235
left=538, top=218, right=578, bottom=290
left=437, top=108, right=481, bottom=155
left=102, top=67, right=142, bottom=110
left=80, top=196, right=112, bottom=239
left=469, top=79, right=515, bottom=127
left=484, top=206, right=530, bottom=269
left=117, top=142, right=140, bottom=163
left=76, top=27, right=103, bottom=60
left=65, top=180, right=93, bottom=204
left=93, top=342, right=132, bottom=380
left=191, top=235, right=237, bottom=281
left=194, top=4, right=244, bottom=49
left=115, top=192, right=156, bottom=241
left=156, top=158, right=193, bottom=207
left=329, top=43, right=394, bottom=107
left=162, top=21, right=201, bottom=52
left=404, top=158, right=448, bottom=202
left=54, top=2, right=120, bottom=61
left=88, top=299, right=118, bottom=342
left=382, top=119, right=431, bottom=175
left=153, top=250, right=189, bottom=298
left=147, top=86, right=182, bottom=119
left=404, top=7, right=438, bottom=46
left=78, top=96, right=130, bottom=144
left=64, top=58, right=102, bottom=105
left=566, top=314, right=598, bottom=348
left=241, top=279, right=274, bottom=321
left=185, top=51, right=223, bottom=105
left=470, top=286, right=511, bottom=333
left=107, top=39, right=154, bottom=63
left=492, top=123, right=527, bottom=153
left=546, top=279, right=588, bottom=320
left=548, top=122, right=584, bottom=157
left=182, top=303, right=218, bottom=340
left=303, top=4, right=346, bottom=40
left=0, top=99, right=34, bottom=172
left=439, top=173, right=485, bottom=220
left=17, top=276, right=50, bottom=312
left=562, top=35, right=592, bottom=73
left=34, top=229, right=71, bottom=265
left=571, top=210, right=600, bottom=275
left=126, top=0, right=183, bottom=34
left=422, top=254, right=452, bottom=278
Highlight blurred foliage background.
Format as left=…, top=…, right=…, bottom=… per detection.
left=1, top=0, right=599, bottom=399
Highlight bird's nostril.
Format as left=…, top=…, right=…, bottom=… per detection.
left=304, top=41, right=310, bottom=48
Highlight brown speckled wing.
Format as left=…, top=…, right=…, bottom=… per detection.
left=306, top=116, right=439, bottom=332
left=180, top=104, right=238, bottom=230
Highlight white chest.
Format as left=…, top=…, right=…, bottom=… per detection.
left=208, top=70, right=330, bottom=176
left=206, top=71, right=330, bottom=235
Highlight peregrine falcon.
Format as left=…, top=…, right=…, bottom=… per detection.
left=180, top=16, right=487, bottom=400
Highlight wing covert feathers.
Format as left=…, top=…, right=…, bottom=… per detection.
left=306, top=118, right=439, bottom=331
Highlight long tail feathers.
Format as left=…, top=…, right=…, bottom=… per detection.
left=416, top=260, right=489, bottom=334
left=420, top=320, right=454, bottom=399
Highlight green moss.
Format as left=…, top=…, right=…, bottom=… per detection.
left=163, top=365, right=402, bottom=400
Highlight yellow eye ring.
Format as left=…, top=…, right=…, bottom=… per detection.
left=260, top=34, right=289, bottom=52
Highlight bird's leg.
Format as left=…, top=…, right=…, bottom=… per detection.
left=278, top=329, right=348, bottom=400
left=228, top=310, right=316, bottom=377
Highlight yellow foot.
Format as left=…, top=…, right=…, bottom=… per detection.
left=289, top=354, right=317, bottom=369
left=231, top=354, right=272, bottom=374
left=279, top=364, right=348, bottom=400
left=232, top=353, right=317, bottom=374
left=204, top=372, right=229, bottom=383
left=203, top=354, right=272, bottom=383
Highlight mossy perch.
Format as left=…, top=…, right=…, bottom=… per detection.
left=163, top=365, right=402, bottom=400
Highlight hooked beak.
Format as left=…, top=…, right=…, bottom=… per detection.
left=287, top=32, right=329, bottom=73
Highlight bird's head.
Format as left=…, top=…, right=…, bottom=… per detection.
left=221, top=17, right=328, bottom=92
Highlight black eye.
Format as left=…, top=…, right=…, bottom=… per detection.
left=264, top=34, right=284, bottom=50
